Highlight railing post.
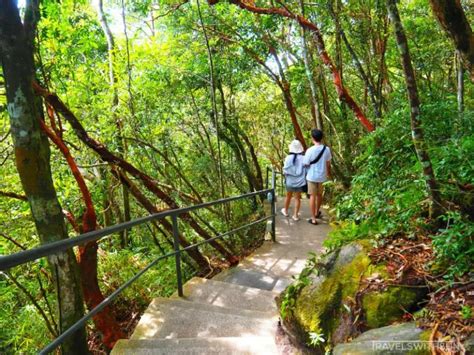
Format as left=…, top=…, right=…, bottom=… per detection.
left=265, top=166, right=269, bottom=190
left=171, top=214, right=184, bottom=297
left=271, top=168, right=276, bottom=242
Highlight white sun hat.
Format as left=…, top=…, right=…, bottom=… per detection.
left=289, top=139, right=304, bottom=154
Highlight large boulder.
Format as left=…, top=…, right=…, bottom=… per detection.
left=278, top=241, right=427, bottom=352
left=333, top=322, right=429, bottom=355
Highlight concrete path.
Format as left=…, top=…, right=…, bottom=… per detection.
left=112, top=199, right=329, bottom=354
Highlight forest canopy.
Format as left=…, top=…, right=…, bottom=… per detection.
left=0, top=0, right=472, bottom=353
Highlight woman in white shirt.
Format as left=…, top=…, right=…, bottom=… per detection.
left=281, top=140, right=306, bottom=221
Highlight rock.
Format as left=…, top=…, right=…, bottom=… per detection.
left=362, top=286, right=425, bottom=328
left=464, top=334, right=474, bottom=354
left=280, top=242, right=373, bottom=350
left=331, top=242, right=364, bottom=272
left=279, top=241, right=428, bottom=351
left=333, top=322, right=429, bottom=355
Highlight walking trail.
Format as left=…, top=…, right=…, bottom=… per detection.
left=112, top=200, right=330, bottom=354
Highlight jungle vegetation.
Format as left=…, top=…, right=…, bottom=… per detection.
left=0, top=0, right=472, bottom=353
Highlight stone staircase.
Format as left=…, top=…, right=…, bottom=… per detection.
left=112, top=202, right=330, bottom=354
left=112, top=274, right=283, bottom=354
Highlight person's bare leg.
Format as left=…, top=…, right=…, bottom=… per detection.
left=309, top=193, right=317, bottom=222
left=316, top=183, right=323, bottom=217
left=282, top=191, right=292, bottom=216
left=293, top=192, right=301, bottom=219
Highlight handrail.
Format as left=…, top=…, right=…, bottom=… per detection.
left=0, top=182, right=277, bottom=354
left=0, top=189, right=272, bottom=271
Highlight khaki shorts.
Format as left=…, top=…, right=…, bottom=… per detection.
left=307, top=181, right=323, bottom=195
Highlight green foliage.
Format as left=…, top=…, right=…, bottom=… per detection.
left=431, top=212, right=474, bottom=279
left=0, top=270, right=55, bottom=354
left=326, top=99, right=474, bottom=280
left=98, top=249, right=183, bottom=306
left=1, top=0, right=473, bottom=352
left=325, top=109, right=427, bottom=248
left=460, top=305, right=472, bottom=320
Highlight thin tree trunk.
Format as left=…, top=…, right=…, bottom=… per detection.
left=299, top=0, right=322, bottom=130
left=213, top=29, right=308, bottom=147
left=96, top=0, right=131, bottom=246
left=328, top=1, right=382, bottom=120
left=196, top=0, right=226, bottom=202
left=0, top=2, right=88, bottom=353
left=386, top=0, right=443, bottom=217
left=216, top=81, right=262, bottom=194
left=456, top=50, right=464, bottom=114
left=269, top=47, right=308, bottom=149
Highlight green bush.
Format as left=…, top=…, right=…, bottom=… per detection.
left=432, top=212, right=474, bottom=279
left=326, top=101, right=473, bottom=280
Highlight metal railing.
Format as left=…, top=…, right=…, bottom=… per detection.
left=0, top=169, right=277, bottom=354
left=266, top=166, right=285, bottom=196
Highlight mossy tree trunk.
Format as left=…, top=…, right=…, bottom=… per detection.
left=0, top=1, right=88, bottom=353
left=386, top=0, right=443, bottom=217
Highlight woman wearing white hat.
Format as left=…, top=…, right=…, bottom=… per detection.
left=281, top=139, right=307, bottom=221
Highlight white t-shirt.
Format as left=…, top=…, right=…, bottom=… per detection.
left=303, top=144, right=332, bottom=183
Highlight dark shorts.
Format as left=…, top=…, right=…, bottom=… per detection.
left=286, top=185, right=305, bottom=193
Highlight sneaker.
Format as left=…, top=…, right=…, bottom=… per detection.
left=292, top=215, right=300, bottom=221
left=281, top=208, right=289, bottom=217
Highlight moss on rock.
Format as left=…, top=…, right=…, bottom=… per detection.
left=280, top=241, right=428, bottom=350
left=292, top=247, right=372, bottom=343
left=362, top=286, right=423, bottom=329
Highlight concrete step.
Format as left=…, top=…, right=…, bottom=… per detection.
left=212, top=267, right=292, bottom=292
left=144, top=297, right=276, bottom=319
left=130, top=298, right=277, bottom=340
left=171, top=277, right=278, bottom=313
left=112, top=336, right=278, bottom=355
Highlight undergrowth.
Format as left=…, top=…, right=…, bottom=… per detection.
left=325, top=106, right=474, bottom=280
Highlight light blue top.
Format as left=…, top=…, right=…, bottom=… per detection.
left=283, top=154, right=306, bottom=188
left=303, top=144, right=332, bottom=183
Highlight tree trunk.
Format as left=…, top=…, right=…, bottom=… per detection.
left=40, top=120, right=125, bottom=348
left=299, top=0, right=322, bottom=130
left=214, top=30, right=309, bottom=147
left=0, top=2, right=88, bottom=353
left=196, top=0, right=227, bottom=202
left=456, top=50, right=464, bottom=114
left=386, top=0, right=443, bottom=217
left=428, top=0, right=474, bottom=81
left=96, top=0, right=131, bottom=247
left=328, top=1, right=382, bottom=120
left=217, top=81, right=262, bottom=194
left=269, top=47, right=308, bottom=149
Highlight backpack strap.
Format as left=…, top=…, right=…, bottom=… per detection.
left=309, top=145, right=327, bottom=165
